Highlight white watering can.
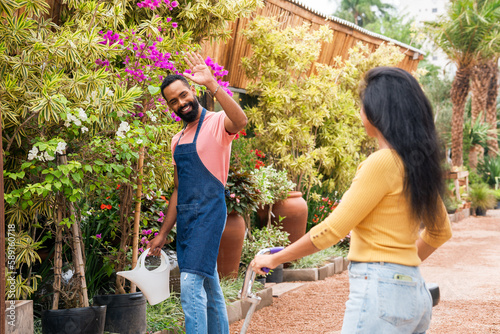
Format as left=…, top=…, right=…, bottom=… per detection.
left=117, top=248, right=171, bottom=305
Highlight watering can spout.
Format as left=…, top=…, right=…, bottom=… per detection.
left=117, top=248, right=171, bottom=306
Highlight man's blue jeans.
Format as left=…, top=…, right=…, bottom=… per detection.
left=180, top=268, right=229, bottom=334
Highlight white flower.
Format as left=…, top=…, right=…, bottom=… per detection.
left=119, top=121, right=130, bottom=132
left=74, top=119, right=82, bottom=126
left=105, top=88, right=114, bottom=97
left=44, top=151, right=55, bottom=161
left=64, top=121, right=71, bottom=127
left=146, top=194, right=152, bottom=200
left=78, top=108, right=88, bottom=122
left=28, top=146, right=38, bottom=160
left=136, top=139, right=143, bottom=145
left=81, top=126, right=89, bottom=133
left=55, top=142, right=67, bottom=155
left=116, top=121, right=130, bottom=138
left=150, top=116, right=157, bottom=122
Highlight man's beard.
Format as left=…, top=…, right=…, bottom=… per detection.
left=175, top=98, right=200, bottom=123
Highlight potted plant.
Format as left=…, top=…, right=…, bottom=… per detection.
left=253, top=165, right=305, bottom=242
left=240, top=225, right=290, bottom=283
left=494, top=189, right=500, bottom=209
left=217, top=166, right=263, bottom=278
left=443, top=195, right=459, bottom=214
left=469, top=183, right=496, bottom=216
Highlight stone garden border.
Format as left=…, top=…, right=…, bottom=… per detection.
left=448, top=207, right=470, bottom=223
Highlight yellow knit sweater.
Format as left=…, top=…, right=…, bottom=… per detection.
left=310, top=149, right=452, bottom=266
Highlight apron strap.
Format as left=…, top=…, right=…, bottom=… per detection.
left=193, top=108, right=206, bottom=143
left=175, top=108, right=206, bottom=146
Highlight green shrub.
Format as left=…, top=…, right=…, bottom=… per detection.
left=240, top=225, right=290, bottom=266
left=469, top=183, right=496, bottom=210
left=146, top=293, right=185, bottom=333
left=478, top=156, right=500, bottom=187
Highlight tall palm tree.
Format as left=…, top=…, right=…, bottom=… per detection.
left=485, top=58, right=499, bottom=157
left=333, top=0, right=394, bottom=27
left=429, top=0, right=500, bottom=167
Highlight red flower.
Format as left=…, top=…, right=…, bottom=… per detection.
left=319, top=206, right=325, bottom=211
left=100, top=204, right=106, bottom=210
left=160, top=196, right=167, bottom=201
left=255, top=149, right=265, bottom=158
left=106, top=196, right=110, bottom=199
left=239, top=129, right=247, bottom=137
left=106, top=204, right=112, bottom=210
left=117, top=184, right=121, bottom=189
left=254, top=160, right=265, bottom=169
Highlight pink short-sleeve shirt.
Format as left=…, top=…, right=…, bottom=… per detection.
left=171, top=110, right=235, bottom=186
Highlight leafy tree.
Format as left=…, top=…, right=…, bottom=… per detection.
left=1, top=0, right=262, bottom=310
left=364, top=12, right=422, bottom=49
left=333, top=0, right=395, bottom=27
left=242, top=16, right=405, bottom=196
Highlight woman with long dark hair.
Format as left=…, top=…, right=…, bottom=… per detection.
left=251, top=67, right=452, bottom=333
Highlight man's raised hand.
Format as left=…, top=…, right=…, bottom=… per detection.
left=183, top=52, right=218, bottom=91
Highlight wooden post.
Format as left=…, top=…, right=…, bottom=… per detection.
left=1, top=104, right=6, bottom=334
left=130, top=116, right=146, bottom=292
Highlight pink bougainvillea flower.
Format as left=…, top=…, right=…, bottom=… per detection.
left=230, top=193, right=236, bottom=198
left=96, top=234, right=102, bottom=239
left=172, top=22, right=178, bottom=28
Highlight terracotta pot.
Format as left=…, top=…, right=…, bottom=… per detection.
left=258, top=191, right=308, bottom=244
left=217, top=212, right=246, bottom=278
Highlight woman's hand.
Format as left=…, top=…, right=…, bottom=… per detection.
left=251, top=254, right=279, bottom=276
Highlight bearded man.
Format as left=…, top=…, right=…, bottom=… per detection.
left=148, top=52, right=247, bottom=333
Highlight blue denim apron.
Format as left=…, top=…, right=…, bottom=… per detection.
left=174, top=108, right=227, bottom=279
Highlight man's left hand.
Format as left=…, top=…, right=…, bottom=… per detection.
left=183, top=52, right=217, bottom=90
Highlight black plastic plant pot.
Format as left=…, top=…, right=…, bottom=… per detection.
left=93, top=292, right=147, bottom=334
left=427, top=283, right=440, bottom=307
left=476, top=207, right=487, bottom=216
left=265, top=263, right=284, bottom=283
left=41, top=305, right=106, bottom=334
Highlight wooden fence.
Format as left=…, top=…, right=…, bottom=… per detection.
left=202, top=0, right=424, bottom=90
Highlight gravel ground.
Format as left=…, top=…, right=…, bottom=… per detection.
left=230, top=211, right=500, bottom=334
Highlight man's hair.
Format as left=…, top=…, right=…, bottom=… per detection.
left=160, top=75, right=191, bottom=101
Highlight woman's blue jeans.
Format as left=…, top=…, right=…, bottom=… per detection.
left=342, top=261, right=433, bottom=334
left=180, top=268, right=229, bottom=334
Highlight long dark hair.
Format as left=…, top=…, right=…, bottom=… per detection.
left=360, top=67, right=445, bottom=234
